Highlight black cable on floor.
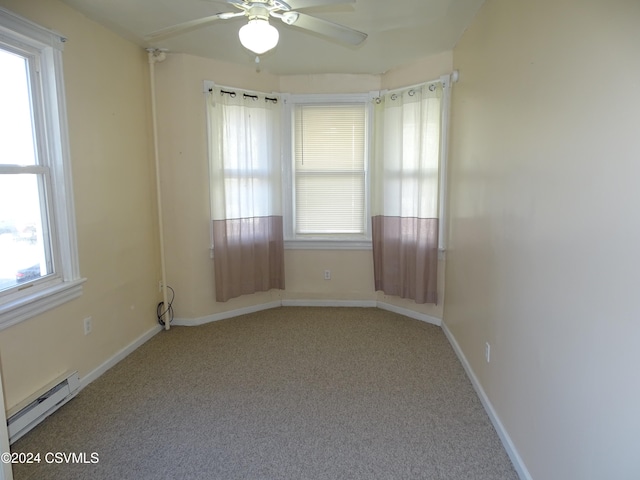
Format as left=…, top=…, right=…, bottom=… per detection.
left=157, top=285, right=175, bottom=326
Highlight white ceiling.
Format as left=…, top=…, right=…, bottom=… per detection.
left=60, top=0, right=484, bottom=76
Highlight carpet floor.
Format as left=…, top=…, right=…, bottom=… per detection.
left=11, top=307, right=518, bottom=479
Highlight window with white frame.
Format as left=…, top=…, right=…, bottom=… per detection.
left=0, top=8, right=83, bottom=329
left=284, top=94, right=371, bottom=246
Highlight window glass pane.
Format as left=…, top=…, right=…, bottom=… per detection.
left=224, top=177, right=271, bottom=219
left=0, top=174, right=52, bottom=292
left=0, top=48, right=37, bottom=166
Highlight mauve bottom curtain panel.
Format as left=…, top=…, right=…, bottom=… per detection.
left=212, top=216, right=285, bottom=302
left=372, top=215, right=439, bottom=304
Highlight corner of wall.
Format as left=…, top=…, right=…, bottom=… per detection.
left=381, top=51, right=454, bottom=90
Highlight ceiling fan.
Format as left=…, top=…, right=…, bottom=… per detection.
left=145, top=0, right=367, bottom=55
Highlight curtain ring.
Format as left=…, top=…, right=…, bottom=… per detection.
left=391, top=93, right=398, bottom=101
left=375, top=97, right=381, bottom=104
left=428, top=84, right=436, bottom=92
left=408, top=89, right=415, bottom=96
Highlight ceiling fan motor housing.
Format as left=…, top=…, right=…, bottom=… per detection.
left=247, top=4, right=271, bottom=21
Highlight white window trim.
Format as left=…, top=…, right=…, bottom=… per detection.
left=282, top=92, right=373, bottom=249
left=0, top=7, right=84, bottom=331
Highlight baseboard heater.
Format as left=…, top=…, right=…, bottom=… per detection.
left=6, top=371, right=80, bottom=444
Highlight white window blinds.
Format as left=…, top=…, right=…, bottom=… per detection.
left=293, top=103, right=366, bottom=235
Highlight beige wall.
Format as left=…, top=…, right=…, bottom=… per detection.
left=382, top=51, right=453, bottom=90
left=0, top=0, right=160, bottom=409
left=445, top=0, right=640, bottom=478
left=154, top=52, right=451, bottom=321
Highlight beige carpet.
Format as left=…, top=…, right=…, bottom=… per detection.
left=12, top=307, right=518, bottom=479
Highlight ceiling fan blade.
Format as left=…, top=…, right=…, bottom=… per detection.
left=286, top=12, right=366, bottom=45
left=145, top=12, right=244, bottom=41
left=271, top=0, right=292, bottom=11
left=285, top=0, right=355, bottom=10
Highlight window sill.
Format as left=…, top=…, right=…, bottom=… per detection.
left=285, top=240, right=372, bottom=250
left=0, top=277, right=86, bottom=331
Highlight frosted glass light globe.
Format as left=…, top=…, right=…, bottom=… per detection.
left=239, top=19, right=279, bottom=55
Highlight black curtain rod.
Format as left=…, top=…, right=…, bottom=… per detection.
left=212, top=88, right=278, bottom=104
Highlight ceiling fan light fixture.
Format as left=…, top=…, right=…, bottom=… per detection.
left=238, top=18, right=279, bottom=55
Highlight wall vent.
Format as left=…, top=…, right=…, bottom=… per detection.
left=7, top=371, right=80, bottom=444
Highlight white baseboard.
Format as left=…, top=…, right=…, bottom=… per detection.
left=175, top=300, right=377, bottom=325
left=174, top=299, right=440, bottom=327
left=282, top=299, right=377, bottom=308
left=441, top=321, right=532, bottom=480
left=377, top=302, right=441, bottom=326
left=173, top=301, right=282, bottom=326
left=79, top=324, right=163, bottom=390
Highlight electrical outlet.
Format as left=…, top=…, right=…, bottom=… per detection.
left=83, top=317, right=92, bottom=335
left=485, top=342, right=491, bottom=363
left=324, top=269, right=331, bottom=280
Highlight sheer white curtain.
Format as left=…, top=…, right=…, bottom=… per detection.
left=207, top=86, right=284, bottom=302
left=371, top=82, right=442, bottom=304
